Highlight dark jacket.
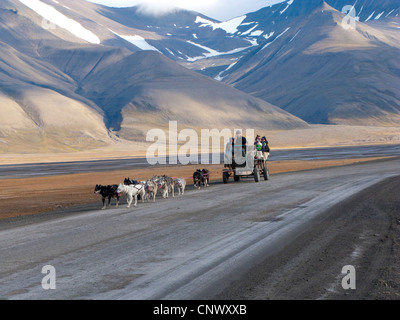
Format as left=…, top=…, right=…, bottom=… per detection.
left=261, top=137, right=270, bottom=153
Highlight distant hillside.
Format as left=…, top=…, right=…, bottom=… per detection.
left=221, top=1, right=400, bottom=125
left=0, top=0, right=398, bottom=154
left=0, top=0, right=306, bottom=153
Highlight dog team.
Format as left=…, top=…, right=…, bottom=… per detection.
left=93, top=169, right=210, bottom=209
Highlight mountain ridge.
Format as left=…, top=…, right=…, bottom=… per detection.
left=0, top=0, right=307, bottom=153
left=220, top=1, right=400, bottom=125
left=0, top=0, right=399, bottom=153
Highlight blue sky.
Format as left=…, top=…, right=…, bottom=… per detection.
left=85, top=0, right=286, bottom=21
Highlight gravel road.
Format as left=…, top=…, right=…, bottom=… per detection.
left=0, top=158, right=399, bottom=300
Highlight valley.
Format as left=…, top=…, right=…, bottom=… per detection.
left=0, top=0, right=399, bottom=154
left=0, top=0, right=399, bottom=302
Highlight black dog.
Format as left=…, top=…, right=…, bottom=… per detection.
left=94, top=184, right=120, bottom=209
left=124, top=177, right=139, bottom=185
left=193, top=169, right=210, bottom=189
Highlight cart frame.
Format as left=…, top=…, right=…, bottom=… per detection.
left=222, top=151, right=269, bottom=183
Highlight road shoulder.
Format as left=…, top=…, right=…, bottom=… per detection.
left=215, top=175, right=400, bottom=300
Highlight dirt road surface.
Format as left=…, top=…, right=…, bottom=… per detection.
left=0, top=158, right=399, bottom=300
left=0, top=158, right=387, bottom=220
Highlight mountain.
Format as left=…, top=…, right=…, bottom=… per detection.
left=10, top=0, right=258, bottom=62
left=1, top=0, right=398, bottom=153
left=216, top=0, right=400, bottom=125
left=325, top=0, right=400, bottom=21
left=0, top=0, right=306, bottom=153
left=0, top=1, right=111, bottom=152
left=84, top=0, right=400, bottom=127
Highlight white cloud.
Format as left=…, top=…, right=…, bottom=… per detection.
left=85, top=0, right=287, bottom=21
left=135, top=0, right=183, bottom=17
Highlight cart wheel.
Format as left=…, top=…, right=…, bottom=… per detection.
left=254, top=167, right=260, bottom=182
left=234, top=174, right=240, bottom=182
left=263, top=167, right=269, bottom=180
left=223, top=171, right=229, bottom=184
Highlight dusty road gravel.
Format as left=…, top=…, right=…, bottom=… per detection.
left=216, top=175, right=400, bottom=300
left=0, top=158, right=399, bottom=300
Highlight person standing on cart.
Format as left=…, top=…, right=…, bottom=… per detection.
left=261, top=136, right=270, bottom=159
left=224, top=137, right=234, bottom=165
left=232, top=130, right=247, bottom=166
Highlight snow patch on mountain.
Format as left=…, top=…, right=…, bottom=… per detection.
left=280, top=0, right=294, bottom=15
left=110, top=30, right=160, bottom=52
left=260, top=27, right=290, bottom=51
left=365, top=11, right=375, bottom=22
left=215, top=61, right=238, bottom=81
left=195, top=16, right=247, bottom=34
left=166, top=48, right=175, bottom=56
left=18, top=0, right=100, bottom=44
left=264, top=32, right=275, bottom=40
left=242, top=24, right=259, bottom=35
left=250, top=30, right=264, bottom=36
left=385, top=9, right=395, bottom=17
left=186, top=40, right=256, bottom=62
left=374, top=12, right=385, bottom=20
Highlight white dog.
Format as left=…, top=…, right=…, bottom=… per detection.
left=117, top=183, right=145, bottom=208
left=175, top=178, right=186, bottom=195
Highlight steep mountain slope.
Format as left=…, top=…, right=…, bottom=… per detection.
left=181, top=0, right=400, bottom=75
left=0, top=4, right=112, bottom=152
left=221, top=1, right=400, bottom=125
left=326, top=0, right=400, bottom=21
left=0, top=0, right=307, bottom=152
left=1, top=0, right=398, bottom=153
left=78, top=51, right=306, bottom=140
left=98, top=5, right=254, bottom=58
left=10, top=0, right=257, bottom=62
